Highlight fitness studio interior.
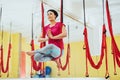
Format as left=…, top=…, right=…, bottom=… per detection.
left=0, top=0, right=120, bottom=80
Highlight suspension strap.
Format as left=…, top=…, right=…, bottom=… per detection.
left=106, top=0, right=117, bottom=75
left=30, top=13, right=34, bottom=77
left=57, top=0, right=64, bottom=76
left=102, top=0, right=109, bottom=78
left=83, top=0, right=89, bottom=77
left=0, top=6, right=2, bottom=77
left=40, top=0, right=45, bottom=76
left=30, top=11, right=42, bottom=77
left=67, top=25, right=70, bottom=75
left=60, top=0, right=63, bottom=23
left=112, top=41, right=117, bottom=75
left=30, top=13, right=42, bottom=77
left=7, top=22, right=12, bottom=77
left=83, top=0, right=86, bottom=27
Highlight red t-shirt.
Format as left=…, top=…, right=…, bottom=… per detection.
left=45, top=22, right=64, bottom=49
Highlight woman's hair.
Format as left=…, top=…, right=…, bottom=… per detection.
left=47, top=9, right=58, bottom=18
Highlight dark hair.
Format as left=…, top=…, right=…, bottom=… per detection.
left=47, top=9, right=58, bottom=18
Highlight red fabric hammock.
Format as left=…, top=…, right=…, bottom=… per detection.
left=0, top=44, right=11, bottom=73
left=106, top=0, right=120, bottom=74
left=83, top=24, right=107, bottom=69
left=83, top=0, right=109, bottom=77
left=0, top=24, right=12, bottom=77
left=30, top=2, right=44, bottom=76
left=84, top=25, right=109, bottom=78
left=30, top=40, right=42, bottom=71
left=59, top=43, right=70, bottom=71
left=58, top=0, right=70, bottom=72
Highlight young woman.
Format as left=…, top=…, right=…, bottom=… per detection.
left=26, top=9, right=67, bottom=68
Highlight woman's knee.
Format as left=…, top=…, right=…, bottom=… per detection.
left=48, top=44, right=54, bottom=48
left=34, top=53, right=41, bottom=61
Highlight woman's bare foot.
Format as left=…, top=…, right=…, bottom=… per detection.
left=55, top=59, right=61, bottom=76
left=55, top=59, right=61, bottom=69
left=26, top=51, right=35, bottom=56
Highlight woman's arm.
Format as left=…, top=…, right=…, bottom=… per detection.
left=48, top=25, right=67, bottom=39
left=38, top=34, right=48, bottom=42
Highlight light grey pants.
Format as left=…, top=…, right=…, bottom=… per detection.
left=33, top=44, right=61, bottom=62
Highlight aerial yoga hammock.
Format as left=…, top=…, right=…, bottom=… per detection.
left=82, top=0, right=109, bottom=79
left=0, top=7, right=12, bottom=77
left=30, top=14, right=42, bottom=77
left=27, top=0, right=71, bottom=76
left=29, top=1, right=44, bottom=77
left=106, top=0, right=120, bottom=75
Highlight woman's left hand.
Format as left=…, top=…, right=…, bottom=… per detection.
left=47, top=29, right=54, bottom=39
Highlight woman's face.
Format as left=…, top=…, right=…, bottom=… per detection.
left=47, top=11, right=56, bottom=21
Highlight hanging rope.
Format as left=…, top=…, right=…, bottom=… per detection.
left=30, top=13, right=34, bottom=77
left=0, top=7, right=2, bottom=77
left=106, top=0, right=120, bottom=75
left=60, top=0, right=63, bottom=23
left=67, top=25, right=70, bottom=75
left=82, top=0, right=89, bottom=77
left=102, top=0, right=109, bottom=78
left=0, top=7, right=2, bottom=23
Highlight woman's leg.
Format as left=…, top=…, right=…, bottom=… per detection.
left=26, top=44, right=62, bottom=63
left=34, top=44, right=61, bottom=63
left=26, top=44, right=56, bottom=62
left=26, top=51, right=35, bottom=56
left=55, top=59, right=61, bottom=68
left=47, top=44, right=62, bottom=68
left=49, top=44, right=61, bottom=58
left=26, top=44, right=53, bottom=56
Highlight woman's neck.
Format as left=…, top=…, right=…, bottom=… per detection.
left=50, top=21, right=56, bottom=27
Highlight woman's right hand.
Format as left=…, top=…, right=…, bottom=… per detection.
left=38, top=37, right=48, bottom=42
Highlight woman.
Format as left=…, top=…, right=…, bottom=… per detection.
left=26, top=9, right=67, bottom=68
